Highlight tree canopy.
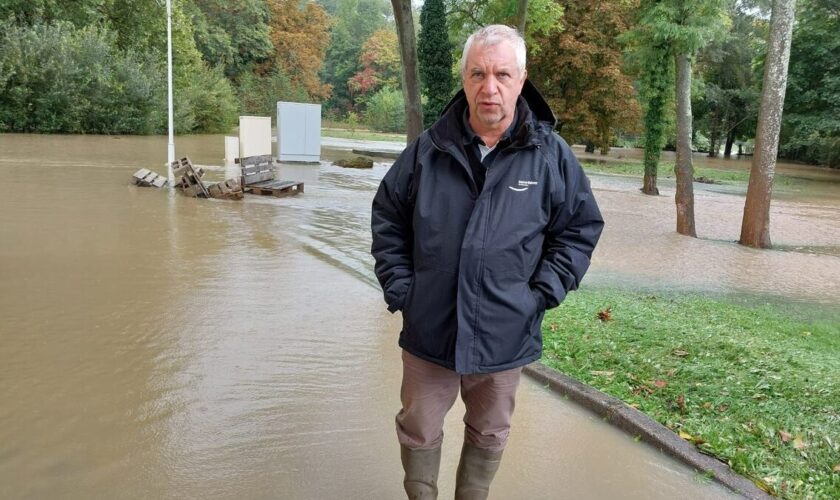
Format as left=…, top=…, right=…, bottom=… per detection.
left=0, top=0, right=837, bottom=164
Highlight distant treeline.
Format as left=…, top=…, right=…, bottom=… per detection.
left=0, top=0, right=836, bottom=167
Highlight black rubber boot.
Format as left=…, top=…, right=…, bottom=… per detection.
left=454, top=443, right=503, bottom=500
left=400, top=445, right=441, bottom=499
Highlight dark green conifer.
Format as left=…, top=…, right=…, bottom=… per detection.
left=418, top=0, right=454, bottom=127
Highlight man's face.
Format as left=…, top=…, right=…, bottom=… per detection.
left=462, top=41, right=526, bottom=133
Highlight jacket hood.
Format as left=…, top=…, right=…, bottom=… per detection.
left=431, top=79, right=556, bottom=152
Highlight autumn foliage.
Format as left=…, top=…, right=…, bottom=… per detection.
left=529, top=0, right=641, bottom=152
left=348, top=28, right=401, bottom=97
left=265, top=0, right=332, bottom=101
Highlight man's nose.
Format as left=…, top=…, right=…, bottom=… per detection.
left=481, top=76, right=499, bottom=95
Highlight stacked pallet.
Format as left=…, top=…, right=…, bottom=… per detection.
left=172, top=157, right=210, bottom=198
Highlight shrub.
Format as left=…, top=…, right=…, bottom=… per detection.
left=0, top=20, right=238, bottom=134
left=237, top=66, right=308, bottom=120
left=363, top=87, right=405, bottom=133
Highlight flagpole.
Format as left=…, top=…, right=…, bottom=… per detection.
left=166, top=0, right=175, bottom=184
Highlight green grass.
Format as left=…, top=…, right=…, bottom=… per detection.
left=580, top=160, right=801, bottom=188
left=542, top=288, right=840, bottom=499
left=321, top=126, right=406, bottom=143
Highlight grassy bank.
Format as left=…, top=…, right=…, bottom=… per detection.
left=541, top=288, right=839, bottom=499
left=579, top=160, right=801, bottom=189
left=321, top=125, right=406, bottom=143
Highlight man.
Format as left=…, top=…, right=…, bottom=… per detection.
left=371, top=25, right=604, bottom=499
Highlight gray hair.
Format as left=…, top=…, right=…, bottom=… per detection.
left=460, top=25, right=527, bottom=76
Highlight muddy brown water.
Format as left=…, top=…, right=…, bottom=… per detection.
left=2, top=133, right=837, bottom=499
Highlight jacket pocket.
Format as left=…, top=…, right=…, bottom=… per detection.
left=401, top=267, right=458, bottom=362
left=476, top=275, right=540, bottom=366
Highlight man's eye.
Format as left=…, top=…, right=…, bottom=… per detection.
left=472, top=72, right=483, bottom=80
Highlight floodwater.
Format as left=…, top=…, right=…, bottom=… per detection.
left=2, top=133, right=837, bottom=499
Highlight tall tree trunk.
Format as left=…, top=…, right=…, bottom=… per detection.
left=708, top=112, right=719, bottom=157
left=391, top=0, right=423, bottom=143
left=724, top=131, right=735, bottom=157
left=674, top=53, right=696, bottom=237
left=642, top=91, right=665, bottom=196
left=740, top=0, right=796, bottom=249
left=515, top=0, right=529, bottom=34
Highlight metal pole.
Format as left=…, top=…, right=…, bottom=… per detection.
left=166, top=0, right=175, bottom=184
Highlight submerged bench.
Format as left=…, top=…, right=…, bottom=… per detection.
left=239, top=155, right=304, bottom=198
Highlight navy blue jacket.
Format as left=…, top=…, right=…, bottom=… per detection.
left=371, top=81, right=604, bottom=374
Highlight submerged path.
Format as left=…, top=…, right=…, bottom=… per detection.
left=7, top=133, right=835, bottom=498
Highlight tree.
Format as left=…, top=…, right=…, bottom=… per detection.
left=696, top=6, right=760, bottom=158
left=390, top=0, right=423, bottom=142
left=265, top=0, right=332, bottom=101
left=670, top=0, right=727, bottom=237
left=514, top=0, right=529, bottom=33
left=418, top=0, right=454, bottom=126
left=0, top=4, right=238, bottom=134
left=624, top=4, right=675, bottom=196
left=529, top=0, right=640, bottom=154
left=625, top=0, right=726, bottom=238
left=740, top=0, right=797, bottom=248
left=348, top=28, right=402, bottom=101
left=779, top=0, right=840, bottom=167
left=189, top=0, right=274, bottom=79
left=446, top=0, right=563, bottom=46
left=322, top=0, right=390, bottom=114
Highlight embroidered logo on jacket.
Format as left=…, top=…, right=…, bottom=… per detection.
left=508, top=180, right=538, bottom=192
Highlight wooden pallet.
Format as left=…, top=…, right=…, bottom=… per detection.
left=132, top=168, right=168, bottom=188
left=240, top=154, right=275, bottom=185
left=207, top=177, right=244, bottom=200
left=172, top=157, right=210, bottom=198
left=246, top=180, right=304, bottom=197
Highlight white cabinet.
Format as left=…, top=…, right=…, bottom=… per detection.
left=277, top=102, right=321, bottom=162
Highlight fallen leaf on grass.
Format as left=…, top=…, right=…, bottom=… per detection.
left=666, top=368, right=677, bottom=377
left=677, top=394, right=686, bottom=412
left=597, top=307, right=612, bottom=322
left=753, top=478, right=775, bottom=494
left=778, top=430, right=792, bottom=443
left=590, top=370, right=614, bottom=377
left=793, top=436, right=807, bottom=450
left=702, top=402, right=713, bottom=409
left=672, top=348, right=689, bottom=357
left=717, top=404, right=729, bottom=412
left=832, top=464, right=840, bottom=473
left=548, top=323, right=557, bottom=332
left=653, top=379, right=668, bottom=389
left=676, top=430, right=707, bottom=445
left=632, top=384, right=655, bottom=396
left=801, top=331, right=811, bottom=337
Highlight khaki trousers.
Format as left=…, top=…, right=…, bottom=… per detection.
left=395, top=350, right=523, bottom=453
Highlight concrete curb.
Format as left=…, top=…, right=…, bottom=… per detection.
left=523, top=362, right=774, bottom=500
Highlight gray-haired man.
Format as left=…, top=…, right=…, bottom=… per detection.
left=372, top=25, right=604, bottom=498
